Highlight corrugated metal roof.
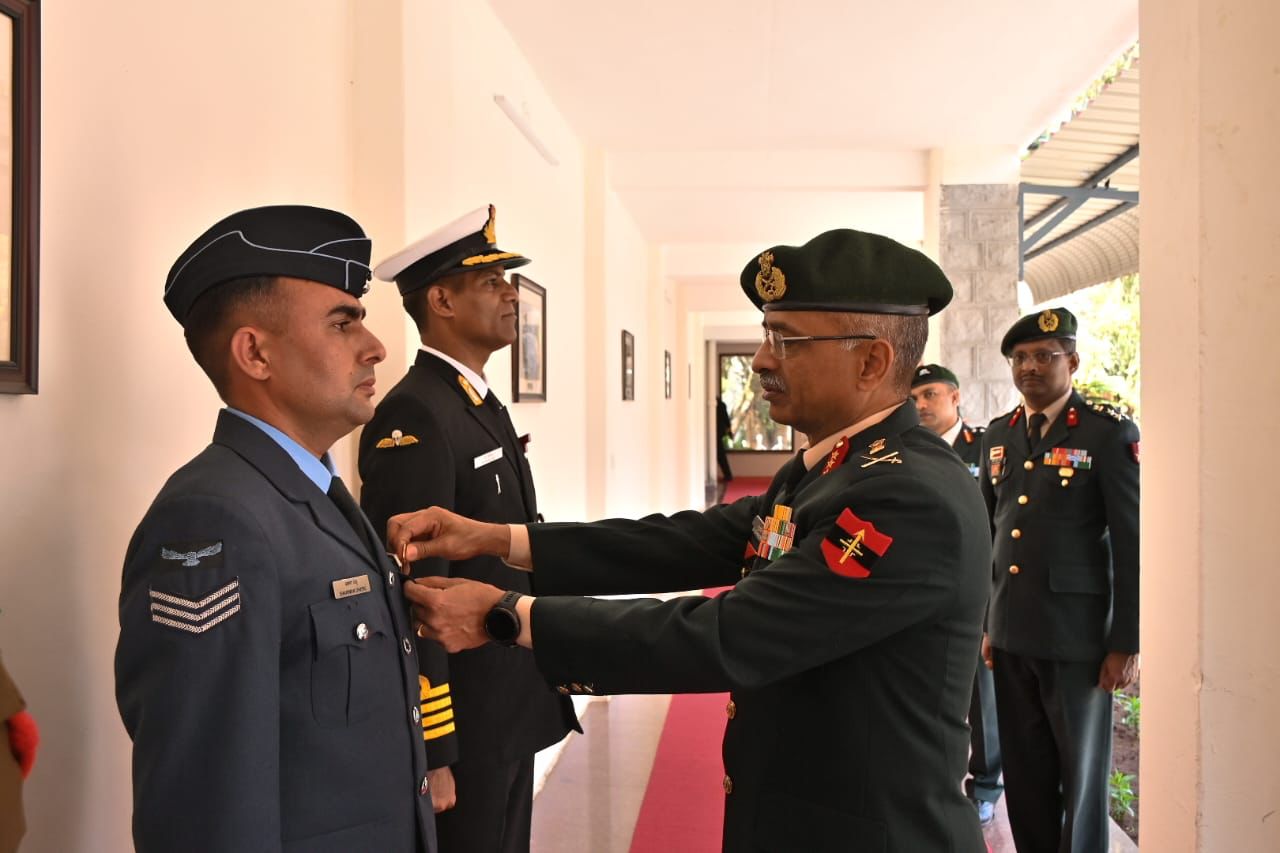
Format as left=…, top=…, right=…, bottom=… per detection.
left=1021, top=58, right=1139, bottom=302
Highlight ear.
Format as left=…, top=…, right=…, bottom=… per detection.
left=228, top=325, right=273, bottom=383
left=426, top=284, right=457, bottom=320
left=950, top=387, right=961, bottom=406
left=1067, top=351, right=1081, bottom=374
left=854, top=338, right=894, bottom=390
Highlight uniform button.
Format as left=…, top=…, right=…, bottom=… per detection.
left=726, top=700, right=736, bottom=719
left=419, top=776, right=430, bottom=796
left=1017, top=495, right=1029, bottom=505
left=990, top=477, right=998, bottom=485
left=1009, top=565, right=1020, bottom=575
left=741, top=566, right=749, bottom=578
left=1061, top=479, right=1070, bottom=487
left=1024, top=460, right=1034, bottom=470
left=388, top=571, right=396, bottom=585
left=354, top=622, right=370, bottom=641
left=1011, top=529, right=1022, bottom=539
left=723, top=775, right=734, bottom=794
left=402, top=637, right=413, bottom=655
left=412, top=706, right=421, bottom=723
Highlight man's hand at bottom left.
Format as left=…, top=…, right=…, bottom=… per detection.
left=427, top=765, right=457, bottom=814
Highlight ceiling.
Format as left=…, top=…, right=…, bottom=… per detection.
left=488, top=0, right=1139, bottom=289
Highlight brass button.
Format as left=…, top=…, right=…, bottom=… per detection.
left=723, top=775, right=734, bottom=794
left=1011, top=529, right=1022, bottom=539
left=1017, top=495, right=1029, bottom=505
left=1024, top=460, right=1034, bottom=470
left=740, top=566, right=750, bottom=578
left=1061, top=479, right=1070, bottom=487
left=1009, top=565, right=1020, bottom=575
left=726, top=700, right=737, bottom=719
left=990, top=477, right=997, bottom=485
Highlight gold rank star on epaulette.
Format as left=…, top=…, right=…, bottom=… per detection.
left=1089, top=402, right=1128, bottom=423
left=375, top=429, right=420, bottom=449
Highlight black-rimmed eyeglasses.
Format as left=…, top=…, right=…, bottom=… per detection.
left=762, top=328, right=875, bottom=360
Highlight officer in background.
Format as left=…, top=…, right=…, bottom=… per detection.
left=909, top=364, right=1001, bottom=825
left=115, top=206, right=436, bottom=853
left=980, top=308, right=1140, bottom=853
left=396, top=229, right=992, bottom=853
left=359, top=206, right=579, bottom=853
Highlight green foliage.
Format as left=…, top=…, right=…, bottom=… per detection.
left=1114, top=690, right=1141, bottom=730
left=1109, top=769, right=1138, bottom=820
left=719, top=354, right=793, bottom=451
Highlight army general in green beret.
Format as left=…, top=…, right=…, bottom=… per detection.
left=395, top=228, right=991, bottom=853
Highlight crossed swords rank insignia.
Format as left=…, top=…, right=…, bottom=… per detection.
left=859, top=437, right=903, bottom=468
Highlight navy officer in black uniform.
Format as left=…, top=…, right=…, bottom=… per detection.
left=980, top=308, right=1140, bottom=853
left=910, top=363, right=1001, bottom=825
left=393, top=229, right=991, bottom=853
left=359, top=206, right=578, bottom=853
left=115, top=206, right=437, bottom=853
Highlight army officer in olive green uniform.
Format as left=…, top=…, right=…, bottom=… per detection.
left=980, top=308, right=1140, bottom=853
left=396, top=229, right=992, bottom=853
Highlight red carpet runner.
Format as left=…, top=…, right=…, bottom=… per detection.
left=628, top=478, right=772, bottom=852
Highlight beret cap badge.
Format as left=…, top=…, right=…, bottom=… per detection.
left=1038, top=310, right=1060, bottom=333
left=755, top=251, right=787, bottom=302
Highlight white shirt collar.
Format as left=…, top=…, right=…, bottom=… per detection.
left=421, top=345, right=489, bottom=399
left=939, top=417, right=964, bottom=447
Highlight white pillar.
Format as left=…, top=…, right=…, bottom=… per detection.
left=1142, top=1, right=1280, bottom=849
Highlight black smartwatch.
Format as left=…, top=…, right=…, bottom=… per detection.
left=484, top=590, right=523, bottom=646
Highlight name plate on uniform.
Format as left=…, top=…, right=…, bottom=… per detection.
left=332, top=575, right=372, bottom=599
left=474, top=447, right=503, bottom=469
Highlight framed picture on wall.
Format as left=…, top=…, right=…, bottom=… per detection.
left=510, top=274, right=546, bottom=402
left=0, top=0, right=40, bottom=394
left=621, top=330, right=635, bottom=400
left=663, top=350, right=672, bottom=399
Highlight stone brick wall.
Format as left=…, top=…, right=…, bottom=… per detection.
left=938, top=184, right=1023, bottom=425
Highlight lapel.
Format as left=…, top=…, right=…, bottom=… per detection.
left=416, top=350, right=507, bottom=450
left=417, top=351, right=538, bottom=521
left=212, top=411, right=380, bottom=568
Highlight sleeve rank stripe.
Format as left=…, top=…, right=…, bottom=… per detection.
left=149, top=593, right=241, bottom=623
left=421, top=696, right=451, bottom=714
left=423, top=721, right=456, bottom=741
left=148, top=578, right=240, bottom=610
left=423, top=682, right=450, bottom=699
left=151, top=604, right=242, bottom=634
left=422, top=708, right=454, bottom=728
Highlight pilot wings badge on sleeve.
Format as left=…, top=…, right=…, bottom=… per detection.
left=161, top=541, right=224, bottom=567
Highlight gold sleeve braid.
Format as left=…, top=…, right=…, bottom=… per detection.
left=418, top=675, right=455, bottom=741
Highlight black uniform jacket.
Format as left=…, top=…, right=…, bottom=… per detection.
left=115, top=412, right=435, bottom=853
left=360, top=350, right=578, bottom=770
left=980, top=390, right=1140, bottom=661
left=526, top=402, right=990, bottom=853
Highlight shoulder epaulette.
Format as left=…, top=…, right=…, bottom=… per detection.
left=1084, top=401, right=1133, bottom=424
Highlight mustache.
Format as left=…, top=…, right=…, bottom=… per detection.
left=759, top=373, right=787, bottom=393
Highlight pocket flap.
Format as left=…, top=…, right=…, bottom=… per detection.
left=309, top=596, right=389, bottom=657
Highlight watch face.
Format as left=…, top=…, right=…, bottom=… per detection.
left=484, top=606, right=519, bottom=644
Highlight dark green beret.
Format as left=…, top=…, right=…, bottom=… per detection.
left=911, top=363, right=959, bottom=389
left=1000, top=307, right=1078, bottom=355
left=738, top=229, right=952, bottom=316
left=165, top=205, right=371, bottom=325
left=374, top=205, right=530, bottom=296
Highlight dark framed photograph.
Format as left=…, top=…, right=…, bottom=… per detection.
left=621, top=330, right=635, bottom=400
left=511, top=273, right=546, bottom=402
left=663, top=350, right=672, bottom=399
left=0, top=0, right=40, bottom=394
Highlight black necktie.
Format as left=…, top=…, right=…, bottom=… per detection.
left=327, top=476, right=378, bottom=558
left=1027, top=412, right=1047, bottom=451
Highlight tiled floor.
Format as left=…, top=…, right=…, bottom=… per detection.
left=531, top=693, right=1138, bottom=852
